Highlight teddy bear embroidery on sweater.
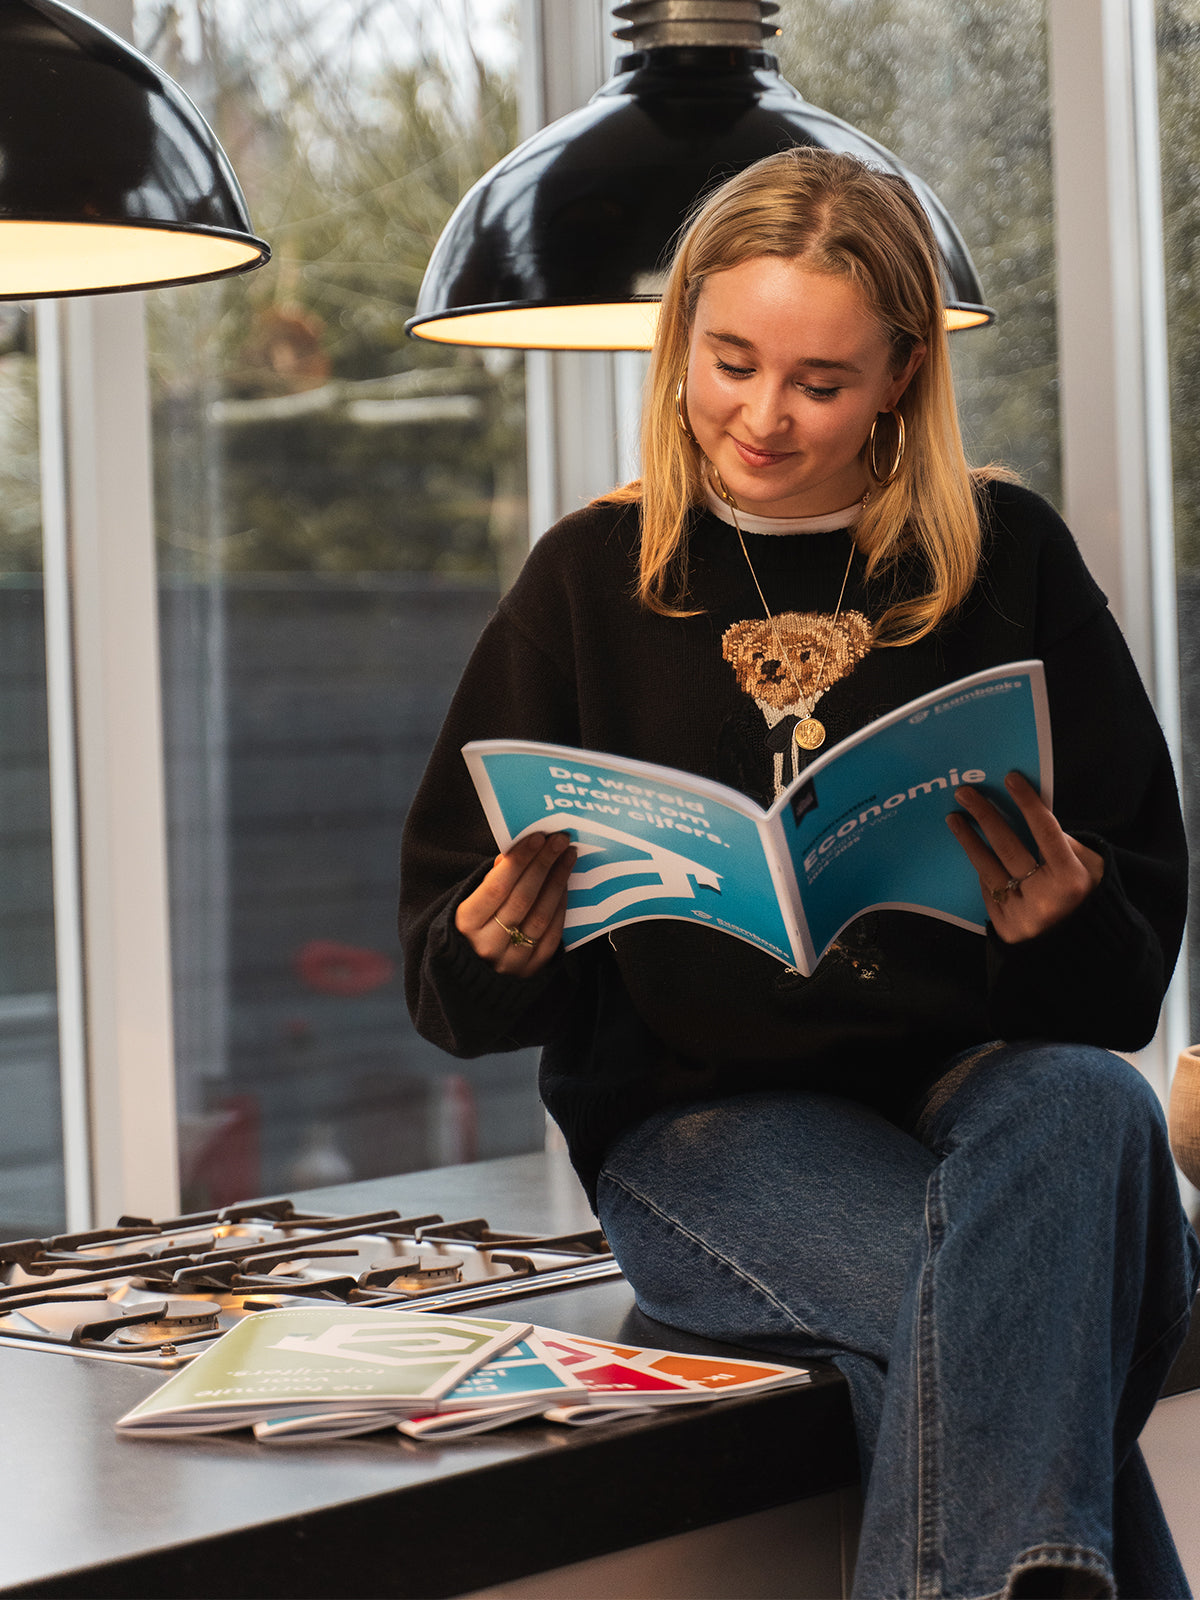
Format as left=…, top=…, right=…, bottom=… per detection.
left=721, top=611, right=874, bottom=794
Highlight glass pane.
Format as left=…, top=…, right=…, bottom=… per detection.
left=774, top=0, right=1059, bottom=498
left=0, top=307, right=66, bottom=1236
left=137, top=0, right=537, bottom=1206
left=1156, top=1, right=1200, bottom=1041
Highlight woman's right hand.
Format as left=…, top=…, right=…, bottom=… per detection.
left=455, top=831, right=577, bottom=975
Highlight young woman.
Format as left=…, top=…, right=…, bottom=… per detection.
left=399, top=149, right=1199, bottom=1598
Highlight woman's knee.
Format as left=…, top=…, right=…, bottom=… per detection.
left=936, top=1041, right=1165, bottom=1141
left=920, top=1044, right=1178, bottom=1219
left=1027, top=1042, right=1162, bottom=1116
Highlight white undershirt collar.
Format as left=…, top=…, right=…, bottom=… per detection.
left=702, top=479, right=863, bottom=535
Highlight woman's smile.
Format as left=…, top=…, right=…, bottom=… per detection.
left=732, top=437, right=794, bottom=469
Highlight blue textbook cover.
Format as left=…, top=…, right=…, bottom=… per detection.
left=463, top=660, right=1052, bottom=973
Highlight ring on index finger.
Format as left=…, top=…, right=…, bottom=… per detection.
left=991, top=862, right=1042, bottom=905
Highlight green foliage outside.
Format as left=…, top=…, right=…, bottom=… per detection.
left=142, top=0, right=527, bottom=584
left=0, top=307, right=40, bottom=576
left=775, top=0, right=1059, bottom=501
left=1158, top=2, right=1200, bottom=570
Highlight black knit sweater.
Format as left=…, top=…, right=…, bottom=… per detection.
left=399, top=482, right=1187, bottom=1207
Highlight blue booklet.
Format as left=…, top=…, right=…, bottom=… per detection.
left=463, top=660, right=1051, bottom=973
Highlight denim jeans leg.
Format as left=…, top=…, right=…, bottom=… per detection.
left=855, top=1041, right=1200, bottom=1600
left=596, top=1089, right=936, bottom=1479
left=596, top=1049, right=1199, bottom=1600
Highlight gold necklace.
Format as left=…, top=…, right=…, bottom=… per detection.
left=711, top=465, right=860, bottom=753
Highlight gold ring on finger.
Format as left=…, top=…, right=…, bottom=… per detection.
left=991, top=861, right=1042, bottom=905
left=492, top=914, right=537, bottom=949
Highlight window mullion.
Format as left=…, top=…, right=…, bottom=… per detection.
left=58, top=292, right=180, bottom=1224
left=36, top=301, right=91, bottom=1231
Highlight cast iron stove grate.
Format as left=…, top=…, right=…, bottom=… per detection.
left=0, top=1198, right=620, bottom=1366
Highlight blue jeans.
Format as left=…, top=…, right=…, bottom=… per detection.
left=596, top=1042, right=1200, bottom=1599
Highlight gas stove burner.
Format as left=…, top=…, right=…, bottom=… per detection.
left=114, top=1300, right=223, bottom=1345
left=363, top=1256, right=464, bottom=1292
left=11, top=1295, right=224, bottom=1350
left=0, top=1200, right=621, bottom=1365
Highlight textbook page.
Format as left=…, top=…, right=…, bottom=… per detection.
left=464, top=742, right=802, bottom=964
left=772, top=661, right=1051, bottom=964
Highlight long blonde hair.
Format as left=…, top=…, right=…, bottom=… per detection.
left=602, top=148, right=995, bottom=645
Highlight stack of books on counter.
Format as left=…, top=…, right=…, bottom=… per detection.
left=115, top=1304, right=810, bottom=1444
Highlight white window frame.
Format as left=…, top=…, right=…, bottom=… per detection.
left=1048, top=0, right=1188, bottom=1099
left=37, top=290, right=179, bottom=1228
left=34, top=0, right=1187, bottom=1225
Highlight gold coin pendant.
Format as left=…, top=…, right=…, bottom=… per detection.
left=793, top=718, right=826, bottom=751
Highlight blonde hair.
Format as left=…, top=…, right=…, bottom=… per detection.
left=601, top=148, right=996, bottom=645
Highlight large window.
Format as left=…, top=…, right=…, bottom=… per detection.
left=0, top=312, right=64, bottom=1236
left=137, top=0, right=539, bottom=1206
left=1156, top=0, right=1200, bottom=1044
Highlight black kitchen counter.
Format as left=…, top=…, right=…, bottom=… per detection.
left=0, top=1154, right=858, bottom=1600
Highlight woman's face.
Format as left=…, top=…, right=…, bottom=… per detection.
left=684, top=256, right=925, bottom=518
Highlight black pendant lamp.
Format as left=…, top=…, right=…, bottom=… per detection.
left=0, top=0, right=269, bottom=299
left=408, top=0, right=991, bottom=350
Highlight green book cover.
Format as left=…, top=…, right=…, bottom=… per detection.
left=115, top=1306, right=531, bottom=1435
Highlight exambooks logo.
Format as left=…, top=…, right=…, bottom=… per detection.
left=269, top=1321, right=490, bottom=1366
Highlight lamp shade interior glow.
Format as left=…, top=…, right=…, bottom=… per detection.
left=0, top=221, right=266, bottom=298
left=0, top=0, right=269, bottom=299
left=410, top=301, right=664, bottom=350
left=413, top=297, right=992, bottom=351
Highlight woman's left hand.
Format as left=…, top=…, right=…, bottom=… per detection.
left=946, top=771, right=1105, bottom=943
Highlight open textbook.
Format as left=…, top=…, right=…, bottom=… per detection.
left=464, top=660, right=1051, bottom=974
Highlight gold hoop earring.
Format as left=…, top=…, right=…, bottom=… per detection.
left=675, top=370, right=697, bottom=444
left=868, top=410, right=905, bottom=485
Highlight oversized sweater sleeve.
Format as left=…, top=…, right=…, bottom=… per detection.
left=982, top=495, right=1187, bottom=1050
left=398, top=533, right=585, bottom=1058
